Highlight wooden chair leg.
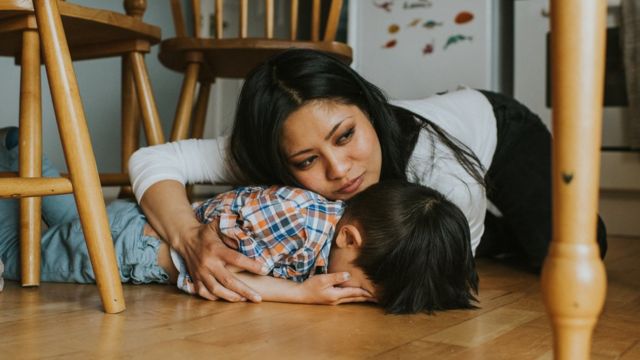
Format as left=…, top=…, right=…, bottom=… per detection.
left=131, top=52, right=165, bottom=145
left=18, top=29, right=42, bottom=287
left=33, top=0, right=125, bottom=314
left=118, top=54, right=140, bottom=198
left=190, top=81, right=211, bottom=139
left=171, top=61, right=201, bottom=141
left=541, top=0, right=607, bottom=358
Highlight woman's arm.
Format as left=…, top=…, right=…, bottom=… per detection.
left=130, top=139, right=265, bottom=302
left=129, top=138, right=233, bottom=201
left=140, top=180, right=264, bottom=302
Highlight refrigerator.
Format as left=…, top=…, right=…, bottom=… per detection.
left=347, top=0, right=504, bottom=100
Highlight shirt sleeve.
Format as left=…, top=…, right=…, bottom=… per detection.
left=128, top=136, right=234, bottom=202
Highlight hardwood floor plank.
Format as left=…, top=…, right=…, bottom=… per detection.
left=423, top=308, right=543, bottom=347
left=372, top=340, right=466, bottom=359
left=621, top=340, right=640, bottom=359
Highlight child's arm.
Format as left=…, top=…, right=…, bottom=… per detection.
left=158, top=241, right=371, bottom=304
left=233, top=272, right=374, bottom=305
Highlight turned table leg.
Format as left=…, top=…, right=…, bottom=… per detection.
left=541, top=0, right=608, bottom=358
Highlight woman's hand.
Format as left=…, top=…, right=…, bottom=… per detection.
left=139, top=180, right=266, bottom=303
left=300, top=273, right=375, bottom=305
left=176, top=222, right=266, bottom=302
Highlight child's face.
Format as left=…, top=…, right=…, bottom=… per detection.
left=327, top=223, right=377, bottom=298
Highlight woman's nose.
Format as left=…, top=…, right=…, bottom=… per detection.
left=326, top=153, right=350, bottom=180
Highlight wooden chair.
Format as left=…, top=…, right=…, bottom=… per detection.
left=159, top=0, right=352, bottom=141
left=542, top=0, right=608, bottom=358
left=0, top=1, right=166, bottom=191
left=0, top=0, right=166, bottom=313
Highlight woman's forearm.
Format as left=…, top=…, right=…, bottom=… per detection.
left=139, top=180, right=200, bottom=250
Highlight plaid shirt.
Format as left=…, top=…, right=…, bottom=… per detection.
left=194, top=186, right=345, bottom=282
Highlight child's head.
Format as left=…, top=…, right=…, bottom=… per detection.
left=328, top=181, right=479, bottom=314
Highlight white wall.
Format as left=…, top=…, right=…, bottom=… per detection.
left=0, top=1, right=182, bottom=173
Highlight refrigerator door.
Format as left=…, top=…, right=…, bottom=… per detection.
left=348, top=0, right=498, bottom=100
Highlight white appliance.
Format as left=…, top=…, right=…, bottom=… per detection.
left=348, top=0, right=504, bottom=99
left=514, top=0, right=640, bottom=238
left=514, top=0, right=628, bottom=149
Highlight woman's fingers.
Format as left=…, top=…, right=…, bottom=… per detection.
left=189, top=224, right=264, bottom=302
left=194, top=280, right=218, bottom=301
left=200, top=280, right=246, bottom=302
left=208, top=262, right=262, bottom=303
left=221, top=249, right=268, bottom=276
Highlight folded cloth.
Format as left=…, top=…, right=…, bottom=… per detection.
left=170, top=248, right=194, bottom=295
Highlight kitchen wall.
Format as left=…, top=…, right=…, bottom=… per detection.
left=0, top=1, right=182, bottom=174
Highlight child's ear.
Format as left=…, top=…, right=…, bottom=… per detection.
left=335, top=224, right=364, bottom=249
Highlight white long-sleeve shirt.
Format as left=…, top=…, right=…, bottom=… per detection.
left=129, top=88, right=497, bottom=254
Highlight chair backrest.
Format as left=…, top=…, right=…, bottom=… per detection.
left=169, top=0, right=344, bottom=42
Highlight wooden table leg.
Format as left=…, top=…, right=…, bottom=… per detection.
left=171, top=60, right=201, bottom=141
left=19, top=29, right=42, bottom=287
left=541, top=0, right=608, bottom=358
left=33, top=0, right=125, bottom=313
left=190, top=81, right=211, bottom=139
left=131, top=51, right=165, bottom=145
left=119, top=54, right=140, bottom=198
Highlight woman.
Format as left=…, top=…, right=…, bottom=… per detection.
left=129, top=49, right=607, bottom=302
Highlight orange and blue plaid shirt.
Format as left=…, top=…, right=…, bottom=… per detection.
left=194, top=186, right=345, bottom=282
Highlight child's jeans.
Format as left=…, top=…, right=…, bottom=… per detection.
left=0, top=146, right=168, bottom=284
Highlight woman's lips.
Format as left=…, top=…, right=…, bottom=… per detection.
left=337, top=174, right=364, bottom=195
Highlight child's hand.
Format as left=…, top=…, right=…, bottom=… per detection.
left=300, top=272, right=375, bottom=305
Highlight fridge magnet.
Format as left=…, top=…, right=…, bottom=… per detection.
left=388, top=24, right=400, bottom=34
left=382, top=39, right=398, bottom=48
left=408, top=18, right=421, bottom=27
left=373, top=1, right=394, bottom=12
left=422, top=20, right=443, bottom=29
left=422, top=40, right=435, bottom=55
left=443, top=34, right=473, bottom=50
left=403, top=0, right=432, bottom=10
left=454, top=11, right=474, bottom=24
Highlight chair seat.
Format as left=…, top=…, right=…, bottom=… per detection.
left=159, top=37, right=353, bottom=81
left=0, top=1, right=160, bottom=62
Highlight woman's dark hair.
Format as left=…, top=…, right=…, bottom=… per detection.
left=344, top=180, right=479, bottom=314
left=229, top=48, right=485, bottom=188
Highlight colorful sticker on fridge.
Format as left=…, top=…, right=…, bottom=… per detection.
left=382, top=39, right=398, bottom=48
left=403, top=0, right=432, bottom=9
left=454, top=11, right=474, bottom=24
left=373, top=1, right=394, bottom=12
left=422, top=20, right=443, bottom=29
left=443, top=34, right=473, bottom=50
left=408, top=18, right=421, bottom=27
left=422, top=41, right=435, bottom=55
left=388, top=24, right=400, bottom=34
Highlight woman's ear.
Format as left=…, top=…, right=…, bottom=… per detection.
left=335, top=224, right=364, bottom=249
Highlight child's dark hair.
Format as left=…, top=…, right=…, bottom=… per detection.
left=343, top=181, right=479, bottom=314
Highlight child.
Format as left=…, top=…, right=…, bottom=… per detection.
left=0, top=127, right=478, bottom=313
left=171, top=181, right=479, bottom=313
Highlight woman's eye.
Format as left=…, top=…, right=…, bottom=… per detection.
left=295, top=156, right=317, bottom=169
left=337, top=128, right=355, bottom=144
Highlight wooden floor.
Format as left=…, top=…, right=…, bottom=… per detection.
left=1, top=236, right=638, bottom=359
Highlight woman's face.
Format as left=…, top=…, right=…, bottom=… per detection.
left=280, top=100, right=382, bottom=201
